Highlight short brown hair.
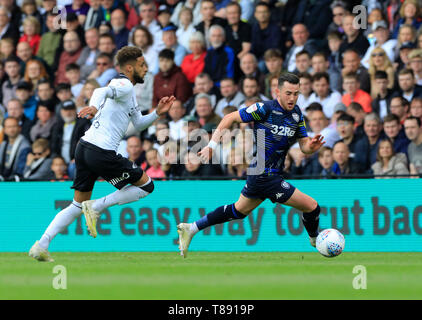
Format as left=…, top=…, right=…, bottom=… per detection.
left=343, top=72, right=359, bottom=81
left=222, top=105, right=237, bottom=115
left=312, top=52, right=327, bottom=61
left=32, top=138, right=49, bottom=151
left=264, top=48, right=282, bottom=61
left=399, top=68, right=414, bottom=78
left=327, top=31, right=342, bottom=40
left=278, top=72, right=300, bottom=88
left=383, top=113, right=400, bottom=124
left=318, top=146, right=332, bottom=158
left=295, top=50, right=310, bottom=59
left=312, top=72, right=330, bottom=83
left=226, top=1, right=241, bottom=11
left=115, top=46, right=143, bottom=67
left=297, top=72, right=312, bottom=81
left=349, top=102, right=364, bottom=112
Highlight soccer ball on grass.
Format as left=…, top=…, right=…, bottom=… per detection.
left=316, top=229, right=345, bottom=258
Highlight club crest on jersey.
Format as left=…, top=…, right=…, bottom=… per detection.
left=282, top=181, right=290, bottom=189
left=292, top=113, right=300, bottom=123
left=246, top=104, right=258, bottom=113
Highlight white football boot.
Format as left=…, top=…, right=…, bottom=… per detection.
left=177, top=223, right=195, bottom=258
left=82, top=200, right=100, bottom=238
left=310, top=236, right=317, bottom=247
left=29, top=241, right=54, bottom=262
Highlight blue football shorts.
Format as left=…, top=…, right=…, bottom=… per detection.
left=241, top=174, right=296, bottom=203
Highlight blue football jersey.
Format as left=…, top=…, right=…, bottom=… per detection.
left=238, top=99, right=308, bottom=175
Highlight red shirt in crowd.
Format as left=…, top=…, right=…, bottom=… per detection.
left=19, top=34, right=41, bottom=55
left=55, top=47, right=83, bottom=85
left=146, top=166, right=166, bottom=179
left=342, top=89, right=373, bottom=113
left=181, top=52, right=206, bottom=83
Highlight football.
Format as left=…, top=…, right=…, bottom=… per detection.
left=316, top=229, right=345, bottom=258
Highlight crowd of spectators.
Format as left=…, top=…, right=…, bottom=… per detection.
left=1, top=0, right=422, bottom=181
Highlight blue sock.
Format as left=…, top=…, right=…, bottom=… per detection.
left=195, top=204, right=247, bottom=230
left=302, top=205, right=320, bottom=237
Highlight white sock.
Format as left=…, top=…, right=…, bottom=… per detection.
left=190, top=222, right=199, bottom=235
left=39, top=200, right=82, bottom=249
left=92, top=179, right=152, bottom=212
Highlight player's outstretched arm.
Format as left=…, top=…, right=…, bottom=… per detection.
left=156, top=96, right=176, bottom=116
left=78, top=106, right=98, bottom=119
left=78, top=86, right=116, bottom=119
left=298, top=134, right=325, bottom=155
left=78, top=80, right=143, bottom=119
left=198, top=111, right=245, bottom=162
left=131, top=96, right=176, bottom=132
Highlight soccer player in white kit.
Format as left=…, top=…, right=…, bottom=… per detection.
left=29, top=46, right=175, bottom=261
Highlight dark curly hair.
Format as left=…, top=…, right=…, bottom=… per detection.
left=115, top=46, right=143, bottom=67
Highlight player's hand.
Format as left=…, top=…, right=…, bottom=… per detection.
left=78, top=106, right=98, bottom=119
left=156, top=96, right=176, bottom=116
left=308, top=134, right=325, bottom=153
left=198, top=146, right=212, bottom=163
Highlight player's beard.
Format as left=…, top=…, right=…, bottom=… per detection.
left=133, top=69, right=144, bottom=84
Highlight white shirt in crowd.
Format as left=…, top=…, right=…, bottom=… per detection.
left=71, top=83, right=83, bottom=99
left=86, top=51, right=97, bottom=66
left=169, top=119, right=187, bottom=141
left=287, top=46, right=304, bottom=72
left=143, top=20, right=164, bottom=53
left=361, top=39, right=397, bottom=69
left=308, top=91, right=342, bottom=119
left=290, top=126, right=340, bottom=149
left=171, top=0, right=203, bottom=27
left=176, top=24, right=196, bottom=53
left=135, top=72, right=154, bottom=112
left=379, top=99, right=388, bottom=119
left=309, top=127, right=340, bottom=149
left=142, top=46, right=159, bottom=75
left=415, top=74, right=422, bottom=86
left=238, top=94, right=269, bottom=110
left=214, top=91, right=245, bottom=118
left=297, top=93, right=313, bottom=115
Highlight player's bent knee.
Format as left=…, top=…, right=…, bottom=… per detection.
left=310, top=199, right=319, bottom=211
left=237, top=211, right=248, bottom=219
left=302, top=197, right=318, bottom=213
left=233, top=203, right=250, bottom=217
left=232, top=204, right=249, bottom=219
left=304, top=201, right=319, bottom=214
left=237, top=208, right=251, bottom=217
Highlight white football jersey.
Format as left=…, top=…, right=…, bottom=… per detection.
left=82, top=75, right=141, bottom=151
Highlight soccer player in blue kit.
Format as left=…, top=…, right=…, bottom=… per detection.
left=177, top=73, right=325, bottom=258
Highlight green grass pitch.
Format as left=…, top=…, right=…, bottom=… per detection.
left=1, top=252, right=421, bottom=299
